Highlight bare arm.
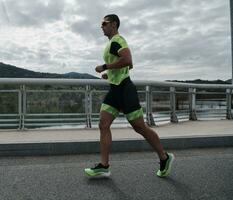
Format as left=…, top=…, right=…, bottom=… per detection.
left=95, top=48, right=133, bottom=73
left=107, top=48, right=133, bottom=69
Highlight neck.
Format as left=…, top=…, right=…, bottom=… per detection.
left=108, top=31, right=119, bottom=40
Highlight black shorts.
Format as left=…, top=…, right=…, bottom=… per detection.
left=101, top=77, right=143, bottom=121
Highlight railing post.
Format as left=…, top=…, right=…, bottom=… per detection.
left=18, top=86, right=23, bottom=130
left=21, top=84, right=26, bottom=130
left=85, top=85, right=92, bottom=128
left=89, top=90, right=93, bottom=128
left=170, top=87, right=178, bottom=123
left=146, top=86, right=155, bottom=126
left=226, top=89, right=232, bottom=119
left=189, top=88, right=197, bottom=121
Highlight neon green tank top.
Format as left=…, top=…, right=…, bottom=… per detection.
left=103, top=34, right=130, bottom=85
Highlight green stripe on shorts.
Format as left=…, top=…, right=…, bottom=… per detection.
left=100, top=103, right=119, bottom=118
left=126, top=108, right=143, bottom=121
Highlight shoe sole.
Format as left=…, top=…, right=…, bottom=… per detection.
left=85, top=171, right=111, bottom=178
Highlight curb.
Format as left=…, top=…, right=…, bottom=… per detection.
left=0, top=135, right=233, bottom=156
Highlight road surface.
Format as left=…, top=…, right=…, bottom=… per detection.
left=0, top=147, right=232, bottom=200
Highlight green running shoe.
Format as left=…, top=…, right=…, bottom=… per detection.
left=156, top=153, right=175, bottom=178
left=84, top=163, right=111, bottom=178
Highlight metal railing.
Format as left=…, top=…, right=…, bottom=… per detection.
left=0, top=78, right=232, bottom=129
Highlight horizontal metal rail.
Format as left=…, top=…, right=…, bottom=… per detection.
left=0, top=78, right=232, bottom=89
left=0, top=78, right=232, bottom=129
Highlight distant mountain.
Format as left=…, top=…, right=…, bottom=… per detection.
left=167, top=78, right=232, bottom=84
left=63, top=72, right=96, bottom=79
left=0, top=62, right=98, bottom=79
left=1, top=62, right=232, bottom=83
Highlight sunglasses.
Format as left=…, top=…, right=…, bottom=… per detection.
left=101, top=21, right=111, bottom=26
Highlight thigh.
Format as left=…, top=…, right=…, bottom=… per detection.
left=100, top=103, right=119, bottom=120
left=122, top=81, right=141, bottom=114
left=103, top=87, right=121, bottom=111
left=128, top=115, right=147, bottom=131
left=99, top=110, right=116, bottom=127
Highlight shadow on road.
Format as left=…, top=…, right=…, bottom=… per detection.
left=86, top=177, right=131, bottom=200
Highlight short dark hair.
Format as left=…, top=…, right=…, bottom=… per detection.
left=104, top=14, right=120, bottom=29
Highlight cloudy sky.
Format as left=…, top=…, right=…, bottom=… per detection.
left=0, top=0, right=231, bottom=81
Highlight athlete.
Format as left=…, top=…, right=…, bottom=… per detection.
left=84, top=14, right=174, bottom=178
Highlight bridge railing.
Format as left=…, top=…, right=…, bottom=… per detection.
left=0, top=78, right=232, bottom=129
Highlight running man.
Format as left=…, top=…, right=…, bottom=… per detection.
left=84, top=14, right=174, bottom=178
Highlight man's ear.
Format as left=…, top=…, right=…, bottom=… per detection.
left=112, top=21, right=117, bottom=29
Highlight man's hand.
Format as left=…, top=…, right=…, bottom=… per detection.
left=101, top=73, right=108, bottom=80
left=95, top=65, right=105, bottom=73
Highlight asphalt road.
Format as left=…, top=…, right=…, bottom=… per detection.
left=0, top=148, right=233, bottom=200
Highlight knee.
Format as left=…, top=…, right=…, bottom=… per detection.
left=99, top=119, right=111, bottom=131
left=132, top=123, right=146, bottom=135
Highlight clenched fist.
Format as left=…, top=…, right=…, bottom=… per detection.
left=101, top=73, right=108, bottom=80
left=95, top=65, right=105, bottom=73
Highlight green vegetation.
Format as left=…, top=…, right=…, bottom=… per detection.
left=0, top=62, right=98, bottom=79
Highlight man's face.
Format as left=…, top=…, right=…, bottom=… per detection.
left=101, top=18, right=113, bottom=36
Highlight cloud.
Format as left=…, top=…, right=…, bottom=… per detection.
left=0, top=0, right=10, bottom=23
left=2, top=0, right=65, bottom=26
left=0, top=0, right=231, bottom=81
left=128, top=0, right=231, bottom=80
